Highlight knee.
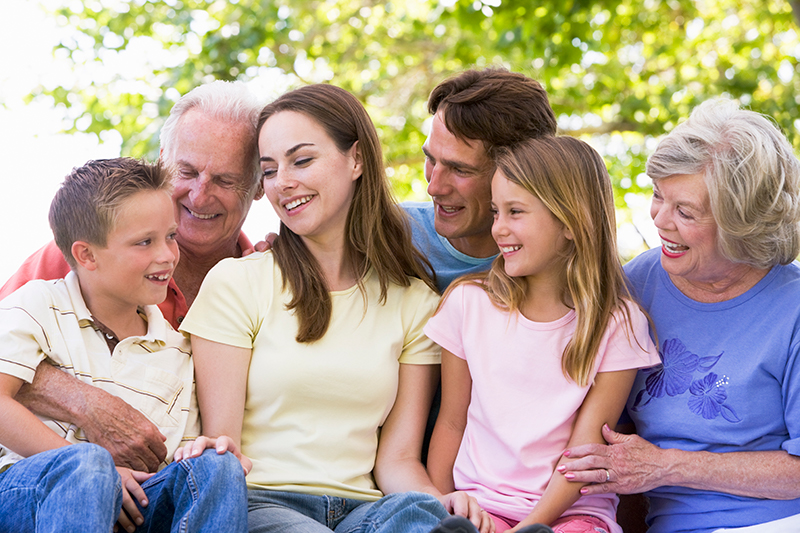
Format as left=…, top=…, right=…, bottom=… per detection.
left=46, top=444, right=118, bottom=492
left=186, top=449, right=246, bottom=483
left=379, top=491, right=449, bottom=518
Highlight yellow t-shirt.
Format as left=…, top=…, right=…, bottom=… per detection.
left=180, top=251, right=441, bottom=501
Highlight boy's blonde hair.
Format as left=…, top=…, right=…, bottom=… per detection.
left=446, top=136, right=642, bottom=386
left=49, top=158, right=171, bottom=269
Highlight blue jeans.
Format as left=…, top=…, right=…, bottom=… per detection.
left=0, top=443, right=120, bottom=533
left=136, top=449, right=248, bottom=533
left=247, top=489, right=448, bottom=533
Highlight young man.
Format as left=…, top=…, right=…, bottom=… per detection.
left=405, top=67, right=557, bottom=291
left=0, top=158, right=246, bottom=533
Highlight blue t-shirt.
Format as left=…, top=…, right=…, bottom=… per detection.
left=402, top=202, right=496, bottom=292
left=624, top=248, right=800, bottom=533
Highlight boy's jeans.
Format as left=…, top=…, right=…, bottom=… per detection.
left=0, top=444, right=247, bottom=533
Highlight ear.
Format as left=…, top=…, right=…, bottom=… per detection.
left=71, top=241, right=98, bottom=271
left=563, top=226, right=574, bottom=241
left=253, top=178, right=265, bottom=201
left=349, top=140, right=362, bottom=181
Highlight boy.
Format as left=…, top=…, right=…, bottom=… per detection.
left=0, top=158, right=246, bottom=532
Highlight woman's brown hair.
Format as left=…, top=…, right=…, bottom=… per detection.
left=257, top=84, right=436, bottom=342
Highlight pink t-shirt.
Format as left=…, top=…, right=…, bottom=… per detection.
left=424, top=283, right=659, bottom=532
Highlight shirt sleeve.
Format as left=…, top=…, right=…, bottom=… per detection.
left=0, top=283, right=53, bottom=383
left=596, top=300, right=660, bottom=373
left=398, top=280, right=442, bottom=365
left=423, top=283, right=467, bottom=360
left=780, top=335, right=800, bottom=456
left=179, top=255, right=268, bottom=349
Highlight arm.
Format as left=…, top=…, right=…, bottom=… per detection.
left=0, top=373, right=72, bottom=456
left=374, top=362, right=441, bottom=495
left=375, top=361, right=491, bottom=532
left=512, top=369, right=637, bottom=531
left=427, top=348, right=471, bottom=494
left=185, top=335, right=251, bottom=467
left=562, top=425, right=800, bottom=500
left=14, top=361, right=167, bottom=472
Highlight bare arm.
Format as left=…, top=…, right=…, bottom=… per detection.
left=563, top=424, right=800, bottom=500
left=427, top=348, right=471, bottom=494
left=15, top=361, right=166, bottom=472
left=512, top=369, right=638, bottom=531
left=374, top=362, right=441, bottom=495
left=185, top=335, right=251, bottom=467
left=376, top=361, right=492, bottom=533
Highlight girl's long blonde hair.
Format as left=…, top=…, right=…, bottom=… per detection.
left=446, top=136, right=642, bottom=386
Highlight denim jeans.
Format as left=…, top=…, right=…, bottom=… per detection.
left=136, top=449, right=248, bottom=533
left=0, top=443, right=120, bottom=533
left=248, top=488, right=449, bottom=533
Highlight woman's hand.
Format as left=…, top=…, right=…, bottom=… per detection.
left=173, top=435, right=252, bottom=475
left=438, top=491, right=495, bottom=533
left=559, top=424, right=666, bottom=496
left=115, top=467, right=154, bottom=532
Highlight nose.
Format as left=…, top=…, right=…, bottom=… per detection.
left=158, top=237, right=179, bottom=266
left=272, top=167, right=297, bottom=192
left=188, top=174, right=214, bottom=205
left=650, top=200, right=671, bottom=230
left=426, top=161, right=449, bottom=198
left=491, top=212, right=507, bottom=241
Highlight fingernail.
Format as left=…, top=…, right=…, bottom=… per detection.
left=556, top=465, right=566, bottom=472
left=136, top=516, right=144, bottom=525
left=603, top=424, right=610, bottom=431
left=141, top=499, right=148, bottom=507
left=580, top=488, right=588, bottom=494
left=563, top=450, right=571, bottom=457
left=564, top=473, right=575, bottom=480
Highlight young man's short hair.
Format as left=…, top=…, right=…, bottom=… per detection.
left=428, top=68, right=557, bottom=158
left=48, top=158, right=171, bottom=269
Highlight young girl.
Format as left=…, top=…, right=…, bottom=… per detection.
left=426, top=136, right=660, bottom=533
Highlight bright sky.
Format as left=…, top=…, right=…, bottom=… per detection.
left=0, top=1, right=657, bottom=285
left=0, top=0, right=284, bottom=283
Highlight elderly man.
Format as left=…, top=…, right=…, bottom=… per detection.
left=0, top=81, right=263, bottom=472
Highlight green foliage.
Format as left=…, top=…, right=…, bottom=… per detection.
left=32, top=0, right=800, bottom=255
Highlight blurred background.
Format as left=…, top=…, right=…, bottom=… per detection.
left=2, top=0, right=799, bottom=282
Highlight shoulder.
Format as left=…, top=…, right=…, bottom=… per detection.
left=0, top=241, right=70, bottom=300
left=400, top=201, right=434, bottom=221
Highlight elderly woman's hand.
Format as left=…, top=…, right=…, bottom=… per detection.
left=558, top=424, right=669, bottom=496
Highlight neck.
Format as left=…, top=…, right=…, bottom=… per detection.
left=447, top=233, right=499, bottom=259
left=670, top=264, right=770, bottom=303
left=303, top=236, right=357, bottom=292
left=519, top=273, right=571, bottom=322
left=174, top=238, right=241, bottom=307
left=79, top=285, right=147, bottom=340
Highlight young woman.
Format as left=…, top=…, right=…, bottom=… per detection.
left=178, top=84, right=460, bottom=533
left=426, top=136, right=659, bottom=533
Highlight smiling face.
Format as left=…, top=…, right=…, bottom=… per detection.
left=649, top=173, right=738, bottom=285
left=259, top=110, right=361, bottom=249
left=422, top=111, right=497, bottom=258
left=491, top=171, right=571, bottom=285
left=88, top=190, right=179, bottom=310
left=167, top=110, right=258, bottom=258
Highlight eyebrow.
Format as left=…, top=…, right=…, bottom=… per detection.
left=176, top=159, right=243, bottom=182
left=421, top=146, right=484, bottom=174
left=260, top=142, right=315, bottom=162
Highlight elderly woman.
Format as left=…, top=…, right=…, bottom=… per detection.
left=561, top=98, right=800, bottom=533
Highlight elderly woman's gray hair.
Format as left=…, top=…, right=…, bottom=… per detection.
left=159, top=80, right=263, bottom=192
left=646, top=97, right=800, bottom=269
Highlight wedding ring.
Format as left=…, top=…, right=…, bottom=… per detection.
left=603, top=469, right=610, bottom=482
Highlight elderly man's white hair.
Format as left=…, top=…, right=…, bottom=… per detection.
left=159, top=80, right=263, bottom=191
